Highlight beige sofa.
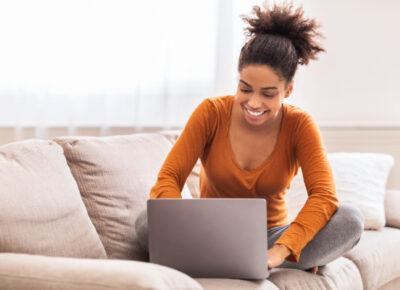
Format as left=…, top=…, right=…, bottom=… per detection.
left=1, top=132, right=400, bottom=290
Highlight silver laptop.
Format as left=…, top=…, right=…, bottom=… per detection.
left=147, top=198, right=269, bottom=279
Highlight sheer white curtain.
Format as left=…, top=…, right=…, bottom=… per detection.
left=0, top=0, right=268, bottom=139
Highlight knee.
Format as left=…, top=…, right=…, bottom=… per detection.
left=335, top=203, right=364, bottom=240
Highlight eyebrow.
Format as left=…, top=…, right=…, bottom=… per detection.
left=240, top=80, right=278, bottom=90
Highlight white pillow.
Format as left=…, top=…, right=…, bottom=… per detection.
left=286, top=153, right=394, bottom=230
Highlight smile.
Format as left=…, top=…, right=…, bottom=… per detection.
left=244, top=107, right=269, bottom=119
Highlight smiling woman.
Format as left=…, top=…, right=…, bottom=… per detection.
left=147, top=2, right=364, bottom=274
left=235, top=65, right=290, bottom=129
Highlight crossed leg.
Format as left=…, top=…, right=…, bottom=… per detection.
left=267, top=203, right=364, bottom=271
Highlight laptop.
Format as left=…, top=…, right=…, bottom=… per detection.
left=147, top=198, right=269, bottom=279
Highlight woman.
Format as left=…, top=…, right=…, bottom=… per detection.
left=146, top=3, right=363, bottom=274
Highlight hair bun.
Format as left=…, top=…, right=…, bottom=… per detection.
left=242, top=3, right=325, bottom=65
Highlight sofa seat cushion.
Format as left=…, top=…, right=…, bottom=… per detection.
left=379, top=276, right=400, bottom=290
left=344, top=227, right=400, bottom=290
left=268, top=257, right=362, bottom=290
left=0, top=253, right=202, bottom=290
left=54, top=134, right=190, bottom=261
left=195, top=278, right=278, bottom=290
left=0, top=140, right=106, bottom=259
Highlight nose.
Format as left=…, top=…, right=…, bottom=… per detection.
left=247, top=93, right=262, bottom=109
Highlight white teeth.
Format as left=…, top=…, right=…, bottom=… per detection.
left=246, top=108, right=265, bottom=116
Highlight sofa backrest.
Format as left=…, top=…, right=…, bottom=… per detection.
left=0, top=139, right=107, bottom=259
left=54, top=133, right=191, bottom=261
left=2, top=132, right=398, bottom=261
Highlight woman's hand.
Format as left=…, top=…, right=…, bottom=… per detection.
left=267, top=244, right=291, bottom=269
left=267, top=244, right=319, bottom=274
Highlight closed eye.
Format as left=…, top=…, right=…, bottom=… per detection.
left=263, top=93, right=274, bottom=98
left=240, top=88, right=274, bottom=98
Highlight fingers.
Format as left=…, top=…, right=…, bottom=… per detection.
left=267, top=246, right=286, bottom=269
left=267, top=258, right=278, bottom=269
left=267, top=255, right=283, bottom=269
left=311, top=266, right=318, bottom=275
left=306, top=266, right=318, bottom=274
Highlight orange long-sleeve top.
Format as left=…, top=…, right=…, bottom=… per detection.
left=150, top=95, right=339, bottom=262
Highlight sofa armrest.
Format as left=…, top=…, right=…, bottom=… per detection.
left=0, top=253, right=202, bottom=290
left=385, top=189, right=400, bottom=229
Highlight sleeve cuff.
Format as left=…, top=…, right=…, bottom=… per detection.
left=274, top=241, right=301, bottom=263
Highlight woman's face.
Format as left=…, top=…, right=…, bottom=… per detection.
left=235, top=64, right=293, bottom=128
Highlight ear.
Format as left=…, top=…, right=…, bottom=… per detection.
left=284, top=81, right=294, bottom=99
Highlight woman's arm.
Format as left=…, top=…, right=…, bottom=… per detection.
left=150, top=99, right=218, bottom=198
left=275, top=112, right=339, bottom=262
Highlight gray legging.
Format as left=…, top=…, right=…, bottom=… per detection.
left=135, top=203, right=364, bottom=271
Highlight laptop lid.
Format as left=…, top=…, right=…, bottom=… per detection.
left=147, top=198, right=268, bottom=279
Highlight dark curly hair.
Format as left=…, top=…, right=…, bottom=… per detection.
left=238, top=3, right=325, bottom=86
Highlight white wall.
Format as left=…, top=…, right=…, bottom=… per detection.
left=287, top=0, right=400, bottom=125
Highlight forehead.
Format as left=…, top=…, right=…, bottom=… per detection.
left=239, top=65, right=284, bottom=87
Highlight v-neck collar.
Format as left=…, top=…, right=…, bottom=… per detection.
left=226, top=97, right=287, bottom=173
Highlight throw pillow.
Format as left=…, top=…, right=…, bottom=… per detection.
left=286, top=152, right=394, bottom=230
left=54, top=134, right=191, bottom=261
left=0, top=140, right=107, bottom=258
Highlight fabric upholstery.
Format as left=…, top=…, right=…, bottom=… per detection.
left=54, top=134, right=186, bottom=261
left=384, top=189, right=400, bottom=228
left=287, top=153, right=394, bottom=230
left=0, top=140, right=106, bottom=259
left=268, top=257, right=363, bottom=290
left=378, top=276, right=400, bottom=290
left=0, top=253, right=202, bottom=290
left=344, top=227, right=400, bottom=290
left=195, top=278, right=278, bottom=289
left=1, top=134, right=396, bottom=289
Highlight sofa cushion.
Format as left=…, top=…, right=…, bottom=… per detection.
left=54, top=134, right=190, bottom=261
left=0, top=140, right=106, bottom=258
left=344, top=227, right=400, bottom=290
left=384, top=190, right=400, bottom=228
left=268, top=256, right=362, bottom=290
left=0, top=253, right=202, bottom=290
left=287, top=153, right=394, bottom=230
left=379, top=276, right=400, bottom=290
left=195, top=278, right=278, bottom=289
